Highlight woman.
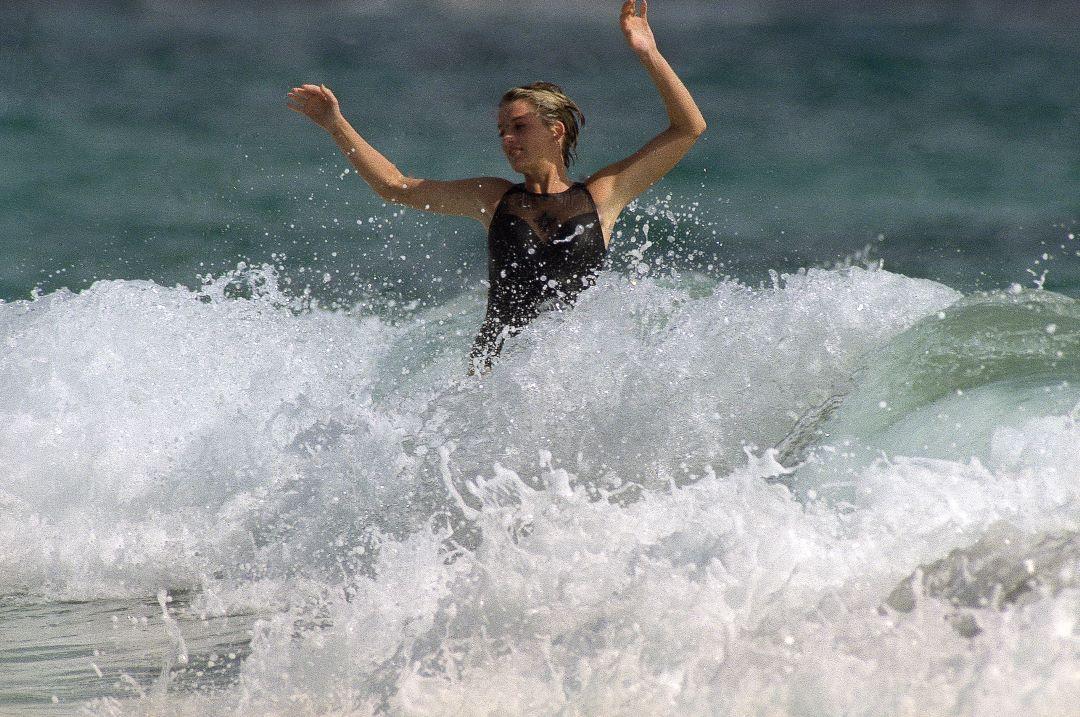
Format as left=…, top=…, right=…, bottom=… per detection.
left=287, top=0, right=705, bottom=375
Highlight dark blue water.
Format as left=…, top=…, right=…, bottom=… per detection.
left=1, top=0, right=1077, bottom=304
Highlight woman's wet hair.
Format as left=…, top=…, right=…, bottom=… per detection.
left=501, top=82, right=586, bottom=167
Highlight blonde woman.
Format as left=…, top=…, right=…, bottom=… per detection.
left=287, top=0, right=706, bottom=374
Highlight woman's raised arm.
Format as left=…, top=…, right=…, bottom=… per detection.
left=586, top=0, right=707, bottom=234
left=287, top=83, right=510, bottom=225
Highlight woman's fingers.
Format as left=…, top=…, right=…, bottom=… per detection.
left=287, top=83, right=337, bottom=118
left=288, top=87, right=329, bottom=103
left=293, top=83, right=335, bottom=94
left=621, top=1, right=648, bottom=21
left=288, top=84, right=336, bottom=99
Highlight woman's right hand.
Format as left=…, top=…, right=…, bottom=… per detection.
left=287, top=83, right=343, bottom=131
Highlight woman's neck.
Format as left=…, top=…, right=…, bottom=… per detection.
left=520, top=162, right=572, bottom=194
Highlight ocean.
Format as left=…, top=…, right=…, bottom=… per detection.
left=1, top=1, right=1078, bottom=714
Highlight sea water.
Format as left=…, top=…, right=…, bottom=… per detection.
left=1, top=1, right=1078, bottom=715
left=3, top=265, right=1079, bottom=716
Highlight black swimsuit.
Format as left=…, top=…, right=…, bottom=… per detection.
left=469, top=181, right=608, bottom=372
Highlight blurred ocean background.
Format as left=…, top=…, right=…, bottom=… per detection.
left=1, top=1, right=1078, bottom=715
left=1, top=0, right=1077, bottom=301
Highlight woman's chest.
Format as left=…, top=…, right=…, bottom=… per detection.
left=488, top=212, right=605, bottom=270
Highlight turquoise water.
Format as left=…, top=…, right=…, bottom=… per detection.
left=2, top=2, right=1080, bottom=715
left=1, top=0, right=1077, bottom=302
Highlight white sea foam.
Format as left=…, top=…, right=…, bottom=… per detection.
left=3, top=266, right=1079, bottom=715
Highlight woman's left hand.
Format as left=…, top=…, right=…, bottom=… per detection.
left=620, top=0, right=657, bottom=55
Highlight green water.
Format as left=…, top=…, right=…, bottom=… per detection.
left=1, top=0, right=1077, bottom=303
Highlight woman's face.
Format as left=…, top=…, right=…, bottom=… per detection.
left=497, top=99, right=564, bottom=173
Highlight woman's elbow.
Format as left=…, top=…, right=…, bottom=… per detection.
left=374, top=177, right=411, bottom=203
left=672, top=119, right=706, bottom=140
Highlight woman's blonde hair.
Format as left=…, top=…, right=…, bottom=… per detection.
left=501, top=82, right=585, bottom=167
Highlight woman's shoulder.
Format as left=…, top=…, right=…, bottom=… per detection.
left=487, top=178, right=519, bottom=203
left=470, top=177, right=515, bottom=197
